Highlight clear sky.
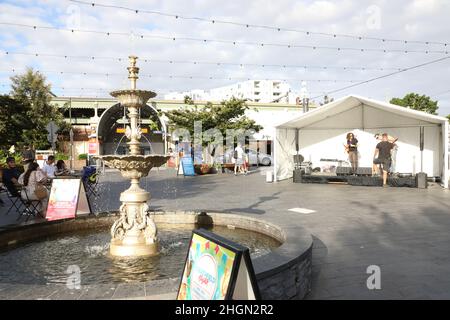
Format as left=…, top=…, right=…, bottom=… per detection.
left=0, top=0, right=449, bottom=116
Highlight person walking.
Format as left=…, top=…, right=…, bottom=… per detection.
left=373, top=133, right=395, bottom=187
left=243, top=147, right=249, bottom=175
left=233, top=144, right=244, bottom=175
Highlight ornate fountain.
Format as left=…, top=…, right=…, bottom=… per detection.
left=96, top=56, right=169, bottom=257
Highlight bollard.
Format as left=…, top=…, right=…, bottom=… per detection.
left=266, top=171, right=273, bottom=183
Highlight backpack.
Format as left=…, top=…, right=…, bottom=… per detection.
left=233, top=150, right=238, bottom=159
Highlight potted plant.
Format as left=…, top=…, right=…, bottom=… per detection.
left=194, top=164, right=211, bottom=175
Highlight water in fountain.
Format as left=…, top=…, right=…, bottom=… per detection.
left=0, top=225, right=279, bottom=285
left=113, top=134, right=128, bottom=155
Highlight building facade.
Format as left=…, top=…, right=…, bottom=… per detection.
left=164, top=80, right=303, bottom=104
left=51, top=96, right=315, bottom=160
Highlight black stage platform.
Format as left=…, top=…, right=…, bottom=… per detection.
left=296, top=173, right=418, bottom=188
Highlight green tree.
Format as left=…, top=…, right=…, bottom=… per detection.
left=9, top=68, right=69, bottom=149
left=0, top=95, right=32, bottom=150
left=164, top=97, right=262, bottom=159
left=447, top=114, right=450, bottom=122
left=390, top=93, right=438, bottom=115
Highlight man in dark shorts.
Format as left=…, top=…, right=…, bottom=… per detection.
left=373, top=133, right=395, bottom=187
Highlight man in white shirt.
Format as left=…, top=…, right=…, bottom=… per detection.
left=234, top=144, right=244, bottom=175
left=42, top=155, right=56, bottom=178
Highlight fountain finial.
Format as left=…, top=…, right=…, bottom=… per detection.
left=127, top=55, right=139, bottom=90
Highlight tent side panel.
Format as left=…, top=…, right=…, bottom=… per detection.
left=444, top=121, right=449, bottom=188
left=274, top=128, right=297, bottom=181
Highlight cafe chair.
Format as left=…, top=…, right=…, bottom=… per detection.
left=83, top=171, right=99, bottom=197
left=18, top=188, right=45, bottom=221
left=4, top=185, right=24, bottom=216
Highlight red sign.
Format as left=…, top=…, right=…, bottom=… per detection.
left=88, top=142, right=98, bottom=155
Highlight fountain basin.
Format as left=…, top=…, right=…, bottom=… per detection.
left=0, top=212, right=312, bottom=299
left=94, top=155, right=170, bottom=180
left=110, top=89, right=156, bottom=108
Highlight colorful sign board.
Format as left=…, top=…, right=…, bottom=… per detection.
left=46, top=178, right=91, bottom=221
left=179, top=156, right=195, bottom=176
left=177, top=229, right=260, bottom=300
left=88, top=142, right=98, bottom=155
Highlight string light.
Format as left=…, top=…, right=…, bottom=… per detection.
left=1, top=50, right=405, bottom=72
left=311, top=55, right=450, bottom=99
left=69, top=0, right=449, bottom=47
left=0, top=68, right=364, bottom=83
left=1, top=22, right=448, bottom=55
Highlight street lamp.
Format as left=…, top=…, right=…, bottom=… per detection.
left=69, top=127, right=74, bottom=172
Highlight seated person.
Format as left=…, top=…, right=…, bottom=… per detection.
left=18, top=162, right=48, bottom=216
left=2, top=157, right=21, bottom=197
left=42, top=155, right=56, bottom=178
left=54, top=160, right=70, bottom=176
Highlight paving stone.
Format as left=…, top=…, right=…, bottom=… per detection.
left=112, top=283, right=145, bottom=300
left=78, top=284, right=118, bottom=300
left=1, top=169, right=450, bottom=300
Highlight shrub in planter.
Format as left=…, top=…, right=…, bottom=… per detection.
left=194, top=164, right=211, bottom=175
left=55, top=153, right=69, bottom=161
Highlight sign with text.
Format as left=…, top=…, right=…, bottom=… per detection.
left=180, top=156, right=195, bottom=176
left=177, top=229, right=260, bottom=300
left=88, top=142, right=98, bottom=155
left=46, top=178, right=91, bottom=221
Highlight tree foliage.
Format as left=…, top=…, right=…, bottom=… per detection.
left=0, top=95, right=31, bottom=149
left=164, top=97, right=263, bottom=146
left=0, top=68, right=69, bottom=150
left=390, top=93, right=438, bottom=115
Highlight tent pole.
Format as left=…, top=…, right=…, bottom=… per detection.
left=420, top=126, right=424, bottom=172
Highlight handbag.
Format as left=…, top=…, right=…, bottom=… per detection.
left=33, top=172, right=48, bottom=200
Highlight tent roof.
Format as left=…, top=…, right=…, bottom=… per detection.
left=275, top=95, right=448, bottom=129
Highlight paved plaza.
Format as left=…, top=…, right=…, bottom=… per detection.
left=1, top=167, right=450, bottom=299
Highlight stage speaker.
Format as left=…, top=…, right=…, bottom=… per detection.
left=293, top=168, right=303, bottom=183
left=416, top=172, right=428, bottom=189
left=336, top=166, right=352, bottom=176
left=389, top=177, right=417, bottom=188
left=356, top=167, right=372, bottom=176
left=348, top=176, right=383, bottom=186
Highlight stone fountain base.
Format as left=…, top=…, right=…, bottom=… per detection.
left=108, top=187, right=160, bottom=257
left=110, top=239, right=159, bottom=257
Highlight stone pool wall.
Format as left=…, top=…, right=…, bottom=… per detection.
left=0, top=211, right=313, bottom=300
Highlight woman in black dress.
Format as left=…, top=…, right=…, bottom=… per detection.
left=345, top=132, right=358, bottom=174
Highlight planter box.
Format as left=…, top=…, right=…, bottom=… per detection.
left=194, top=165, right=219, bottom=175
left=72, top=159, right=87, bottom=170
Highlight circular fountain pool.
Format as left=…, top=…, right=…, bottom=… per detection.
left=0, top=224, right=280, bottom=285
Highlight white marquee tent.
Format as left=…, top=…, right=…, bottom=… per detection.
left=274, top=95, right=449, bottom=188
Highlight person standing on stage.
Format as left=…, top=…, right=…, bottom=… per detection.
left=345, top=132, right=358, bottom=174
left=373, top=133, right=395, bottom=187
